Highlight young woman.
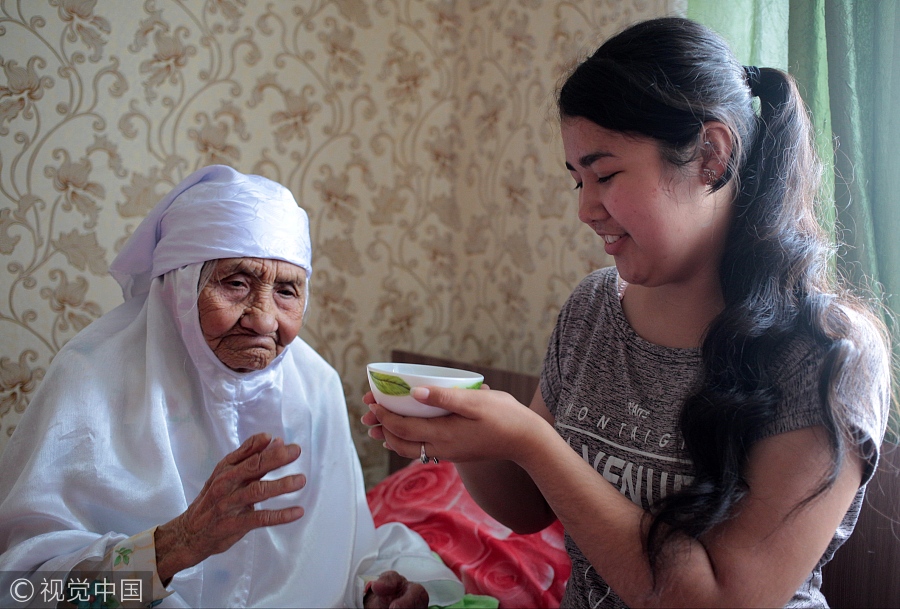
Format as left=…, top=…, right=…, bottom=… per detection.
left=364, top=17, right=891, bottom=608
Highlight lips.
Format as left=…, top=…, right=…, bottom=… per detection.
left=600, top=232, right=628, bottom=256
left=587, top=222, right=627, bottom=253
left=225, top=334, right=278, bottom=350
left=243, top=335, right=276, bottom=344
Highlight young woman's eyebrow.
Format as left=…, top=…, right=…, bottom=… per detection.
left=565, top=151, right=614, bottom=171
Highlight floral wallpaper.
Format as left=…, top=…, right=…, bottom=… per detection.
left=0, top=0, right=677, bottom=485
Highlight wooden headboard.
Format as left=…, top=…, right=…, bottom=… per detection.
left=387, top=350, right=540, bottom=473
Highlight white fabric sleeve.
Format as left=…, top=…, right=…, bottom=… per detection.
left=110, top=527, right=173, bottom=606
left=0, top=530, right=178, bottom=609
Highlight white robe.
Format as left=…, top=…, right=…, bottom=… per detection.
left=0, top=166, right=462, bottom=608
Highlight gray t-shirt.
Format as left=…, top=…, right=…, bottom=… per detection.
left=540, top=267, right=888, bottom=609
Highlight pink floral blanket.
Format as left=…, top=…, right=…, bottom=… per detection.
left=367, top=460, right=571, bottom=608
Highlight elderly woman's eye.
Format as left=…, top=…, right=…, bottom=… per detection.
left=219, top=275, right=248, bottom=290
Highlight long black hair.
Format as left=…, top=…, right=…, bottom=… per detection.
left=558, top=17, right=888, bottom=570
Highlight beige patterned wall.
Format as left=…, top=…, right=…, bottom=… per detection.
left=0, top=0, right=676, bottom=485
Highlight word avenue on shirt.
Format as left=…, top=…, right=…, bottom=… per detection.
left=558, top=397, right=693, bottom=508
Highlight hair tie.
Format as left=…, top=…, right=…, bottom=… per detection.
left=743, top=65, right=762, bottom=95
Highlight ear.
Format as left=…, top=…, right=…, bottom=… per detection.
left=699, top=121, right=733, bottom=186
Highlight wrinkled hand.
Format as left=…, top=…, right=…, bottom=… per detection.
left=364, top=571, right=428, bottom=609
left=154, top=433, right=305, bottom=582
left=361, top=385, right=546, bottom=465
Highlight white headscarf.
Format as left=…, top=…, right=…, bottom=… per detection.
left=0, top=165, right=462, bottom=608
left=110, top=164, right=313, bottom=299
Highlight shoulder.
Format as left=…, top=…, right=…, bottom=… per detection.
left=830, top=304, right=892, bottom=442
left=51, top=298, right=144, bottom=358
left=0, top=305, right=144, bottom=466
left=548, top=266, right=640, bottom=366
left=562, top=267, right=618, bottom=313
left=767, top=302, right=891, bottom=469
left=553, top=267, right=628, bottom=337
left=27, top=298, right=146, bottom=402
left=839, top=303, right=892, bottom=371
left=774, top=302, right=889, bottom=391
left=573, top=266, right=617, bottom=295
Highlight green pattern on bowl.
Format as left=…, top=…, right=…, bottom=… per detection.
left=369, top=370, right=412, bottom=396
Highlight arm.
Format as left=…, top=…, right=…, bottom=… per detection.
left=372, top=387, right=863, bottom=608
left=523, top=421, right=862, bottom=607
left=453, top=388, right=557, bottom=534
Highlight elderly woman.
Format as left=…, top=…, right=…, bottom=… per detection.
left=0, top=165, right=463, bottom=608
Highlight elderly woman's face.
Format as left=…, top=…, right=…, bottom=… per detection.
left=198, top=257, right=307, bottom=372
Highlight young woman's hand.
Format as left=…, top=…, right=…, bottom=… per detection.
left=363, top=386, right=551, bottom=466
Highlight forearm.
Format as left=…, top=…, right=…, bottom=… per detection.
left=520, top=422, right=864, bottom=608
left=454, top=460, right=556, bottom=534
left=515, top=422, right=716, bottom=607
left=154, top=518, right=200, bottom=585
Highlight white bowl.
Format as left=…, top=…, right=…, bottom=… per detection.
left=367, top=362, right=484, bottom=418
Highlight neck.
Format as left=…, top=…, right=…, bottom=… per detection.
left=620, top=277, right=724, bottom=349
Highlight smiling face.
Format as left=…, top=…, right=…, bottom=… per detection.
left=198, top=257, right=307, bottom=372
left=562, top=117, right=733, bottom=291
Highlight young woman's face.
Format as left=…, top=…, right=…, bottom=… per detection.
left=562, top=117, right=732, bottom=289
left=198, top=257, right=307, bottom=372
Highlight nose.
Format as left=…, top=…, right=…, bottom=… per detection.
left=240, top=293, right=277, bottom=335
left=577, top=185, right=610, bottom=226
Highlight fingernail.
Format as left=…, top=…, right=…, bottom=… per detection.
left=411, top=387, right=429, bottom=401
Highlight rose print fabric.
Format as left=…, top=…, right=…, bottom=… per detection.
left=367, top=460, right=570, bottom=608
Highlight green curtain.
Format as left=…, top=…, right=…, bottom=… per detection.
left=688, top=0, right=900, bottom=434
left=823, top=1, right=900, bottom=329
left=686, top=0, right=790, bottom=69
